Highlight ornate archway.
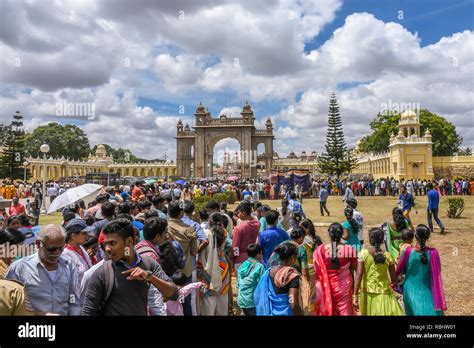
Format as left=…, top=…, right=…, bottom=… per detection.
left=176, top=101, right=274, bottom=178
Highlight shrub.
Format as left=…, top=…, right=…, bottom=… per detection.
left=192, top=195, right=210, bottom=215
left=446, top=197, right=465, bottom=218
left=225, top=190, right=237, bottom=204
left=213, top=193, right=228, bottom=203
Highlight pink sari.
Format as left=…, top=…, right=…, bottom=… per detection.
left=313, top=244, right=355, bottom=316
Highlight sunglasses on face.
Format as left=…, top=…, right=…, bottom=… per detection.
left=40, top=240, right=65, bottom=252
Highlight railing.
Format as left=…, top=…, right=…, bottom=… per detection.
left=392, top=136, right=430, bottom=144
left=255, top=129, right=272, bottom=135
left=177, top=131, right=195, bottom=136
left=206, top=117, right=253, bottom=125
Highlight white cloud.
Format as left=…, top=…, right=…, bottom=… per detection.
left=1, top=1, right=472, bottom=162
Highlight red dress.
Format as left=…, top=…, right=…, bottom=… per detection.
left=313, top=243, right=357, bottom=316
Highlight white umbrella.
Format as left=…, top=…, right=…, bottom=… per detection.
left=47, top=184, right=103, bottom=214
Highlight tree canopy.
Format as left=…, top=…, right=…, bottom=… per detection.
left=24, top=123, right=90, bottom=160
left=0, top=112, right=29, bottom=179
left=359, top=109, right=463, bottom=156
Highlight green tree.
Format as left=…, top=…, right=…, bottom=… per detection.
left=0, top=124, right=8, bottom=147
left=25, top=123, right=90, bottom=160
left=0, top=111, right=29, bottom=179
left=359, top=109, right=463, bottom=156
left=318, top=93, right=357, bottom=175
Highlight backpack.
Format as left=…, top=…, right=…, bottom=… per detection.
left=171, top=241, right=186, bottom=270
left=99, top=256, right=154, bottom=314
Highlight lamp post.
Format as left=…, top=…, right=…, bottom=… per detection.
left=40, top=144, right=50, bottom=214
left=23, top=161, right=28, bottom=182
left=207, top=163, right=211, bottom=178
left=166, top=159, right=171, bottom=182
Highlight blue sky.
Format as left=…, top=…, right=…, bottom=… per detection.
left=307, top=0, right=474, bottom=50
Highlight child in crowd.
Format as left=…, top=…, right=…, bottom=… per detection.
left=237, top=244, right=266, bottom=316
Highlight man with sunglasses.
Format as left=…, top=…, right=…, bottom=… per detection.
left=5, top=224, right=81, bottom=315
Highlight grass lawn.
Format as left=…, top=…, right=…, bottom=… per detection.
left=40, top=195, right=473, bottom=315
left=231, top=195, right=474, bottom=315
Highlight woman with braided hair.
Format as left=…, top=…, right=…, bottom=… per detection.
left=341, top=207, right=362, bottom=253
left=313, top=223, right=357, bottom=316
left=385, top=207, right=411, bottom=261
left=353, top=228, right=403, bottom=316
left=396, top=224, right=446, bottom=316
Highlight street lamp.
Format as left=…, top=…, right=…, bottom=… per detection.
left=23, top=161, right=28, bottom=182
left=207, top=163, right=211, bottom=178
left=166, top=159, right=171, bottom=182
left=40, top=144, right=50, bottom=214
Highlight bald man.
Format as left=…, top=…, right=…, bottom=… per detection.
left=5, top=224, right=81, bottom=315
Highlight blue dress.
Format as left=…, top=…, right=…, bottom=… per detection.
left=341, top=221, right=361, bottom=252
left=400, top=250, right=444, bottom=316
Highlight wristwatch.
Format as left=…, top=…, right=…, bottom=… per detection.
left=145, top=270, right=153, bottom=282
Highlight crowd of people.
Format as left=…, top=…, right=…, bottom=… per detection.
left=0, top=174, right=453, bottom=316
left=308, top=177, right=474, bottom=197
left=1, top=175, right=474, bottom=204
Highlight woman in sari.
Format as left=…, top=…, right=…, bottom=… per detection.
left=299, top=218, right=322, bottom=314
left=197, top=213, right=231, bottom=316
left=314, top=223, right=357, bottom=316
left=385, top=207, right=411, bottom=261
left=396, top=224, right=446, bottom=316
left=353, top=228, right=403, bottom=316
left=254, top=242, right=303, bottom=316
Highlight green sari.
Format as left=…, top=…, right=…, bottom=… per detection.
left=386, top=220, right=409, bottom=261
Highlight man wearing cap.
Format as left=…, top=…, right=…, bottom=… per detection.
left=62, top=218, right=95, bottom=295
left=5, top=224, right=81, bottom=315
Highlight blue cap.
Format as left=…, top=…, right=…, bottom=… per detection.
left=65, top=218, right=95, bottom=234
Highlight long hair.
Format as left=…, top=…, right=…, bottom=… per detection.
left=344, top=207, right=359, bottom=236
left=328, top=223, right=343, bottom=268
left=415, top=224, right=431, bottom=265
left=300, top=218, right=322, bottom=251
left=392, top=207, right=405, bottom=232
left=369, top=228, right=386, bottom=264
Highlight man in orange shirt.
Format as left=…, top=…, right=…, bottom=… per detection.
left=131, top=184, right=144, bottom=202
